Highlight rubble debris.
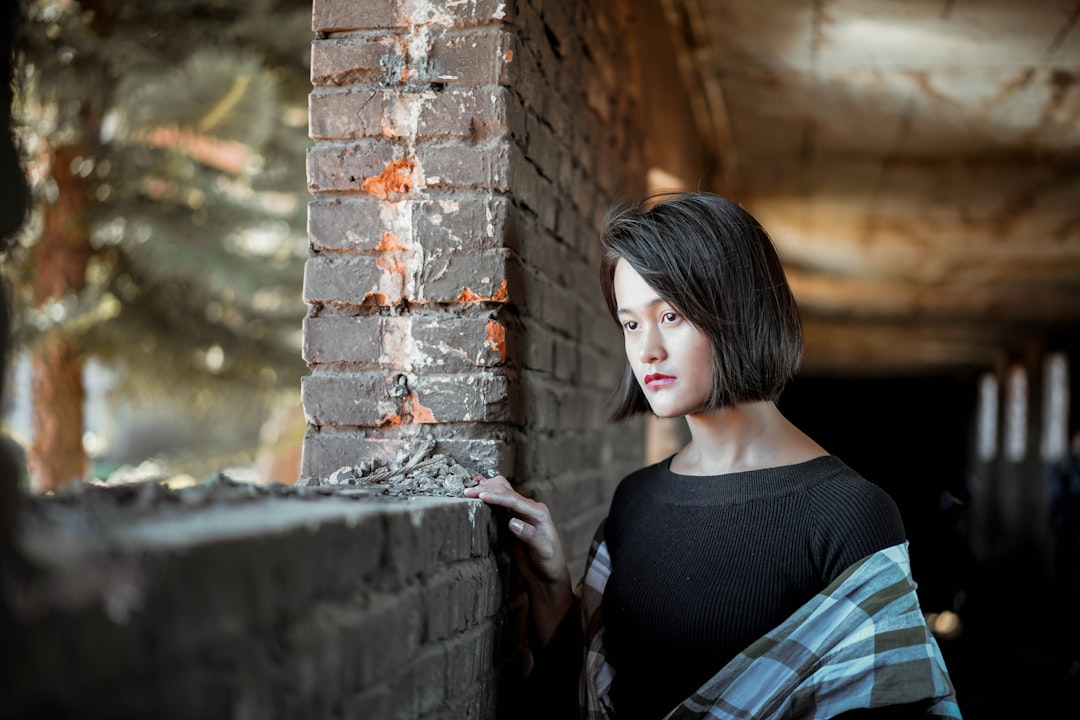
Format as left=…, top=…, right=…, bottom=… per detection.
left=296, top=437, right=484, bottom=498
left=18, top=439, right=489, bottom=536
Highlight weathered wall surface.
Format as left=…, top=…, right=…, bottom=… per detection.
left=301, top=0, right=653, bottom=709
left=2, top=0, right=666, bottom=718
left=2, top=485, right=507, bottom=719
left=303, top=0, right=648, bottom=573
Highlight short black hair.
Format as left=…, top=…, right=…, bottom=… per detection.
left=599, top=191, right=803, bottom=421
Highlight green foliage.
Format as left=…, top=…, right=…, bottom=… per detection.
left=6, top=0, right=315, bottom=476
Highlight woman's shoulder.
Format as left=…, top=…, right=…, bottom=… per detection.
left=806, top=457, right=902, bottom=512
left=610, top=458, right=671, bottom=499
left=605, top=458, right=675, bottom=530
left=805, top=458, right=908, bottom=569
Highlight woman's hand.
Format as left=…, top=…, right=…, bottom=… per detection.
left=464, top=475, right=573, bottom=646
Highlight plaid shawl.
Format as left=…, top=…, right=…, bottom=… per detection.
left=578, top=525, right=962, bottom=720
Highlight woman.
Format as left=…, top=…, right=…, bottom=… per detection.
left=465, top=192, right=961, bottom=719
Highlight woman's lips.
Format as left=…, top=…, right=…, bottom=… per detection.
left=644, top=373, right=675, bottom=389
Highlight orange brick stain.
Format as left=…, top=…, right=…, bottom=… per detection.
left=375, top=231, right=407, bottom=252
left=380, top=378, right=436, bottom=426
left=375, top=232, right=408, bottom=277
left=378, top=254, right=406, bottom=274
left=485, top=320, right=506, bottom=363
left=406, top=393, right=437, bottom=424
left=361, top=158, right=416, bottom=198
left=380, top=318, right=411, bottom=368
left=457, top=279, right=508, bottom=303
left=380, top=412, right=404, bottom=427
left=360, top=291, right=389, bottom=306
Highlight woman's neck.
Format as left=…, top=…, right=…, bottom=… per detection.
left=670, top=401, right=826, bottom=476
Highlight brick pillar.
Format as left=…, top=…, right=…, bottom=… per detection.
left=305, top=0, right=521, bottom=480
left=305, top=0, right=648, bottom=574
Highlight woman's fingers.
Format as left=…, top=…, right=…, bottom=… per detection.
left=464, top=476, right=551, bottom=525
left=479, top=490, right=550, bottom=525
left=462, top=475, right=572, bottom=640
left=462, top=474, right=513, bottom=497
left=463, top=475, right=566, bottom=581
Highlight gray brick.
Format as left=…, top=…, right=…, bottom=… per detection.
left=427, top=28, right=517, bottom=87
left=303, top=315, right=381, bottom=366
left=416, top=87, right=509, bottom=141
left=309, top=89, right=393, bottom=140
left=299, top=431, right=513, bottom=481
left=410, top=372, right=514, bottom=423
left=413, top=193, right=509, bottom=254
left=411, top=313, right=508, bottom=370
left=308, top=197, right=379, bottom=251
left=310, top=36, right=403, bottom=87
left=301, top=371, right=405, bottom=426
left=304, top=313, right=509, bottom=371
left=306, top=141, right=398, bottom=194
left=303, top=253, right=410, bottom=307
left=416, top=248, right=511, bottom=304
left=313, top=0, right=396, bottom=31
left=417, top=141, right=511, bottom=191
left=313, top=0, right=513, bottom=32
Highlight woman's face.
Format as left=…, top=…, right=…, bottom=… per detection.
left=613, top=258, right=714, bottom=418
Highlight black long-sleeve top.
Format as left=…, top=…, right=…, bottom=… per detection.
left=524, top=455, right=909, bottom=720
left=602, top=455, right=907, bottom=719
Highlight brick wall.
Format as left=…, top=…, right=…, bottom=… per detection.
left=2, top=490, right=509, bottom=719
left=300, top=0, right=651, bottom=712
left=1, top=1, right=690, bottom=717
left=304, top=0, right=648, bottom=573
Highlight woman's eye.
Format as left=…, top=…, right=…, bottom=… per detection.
left=622, top=320, right=638, bottom=331
left=662, top=311, right=678, bottom=323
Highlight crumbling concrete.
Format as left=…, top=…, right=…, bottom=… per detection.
left=298, top=435, right=486, bottom=498
left=2, top=442, right=505, bottom=720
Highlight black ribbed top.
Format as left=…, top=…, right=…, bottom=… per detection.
left=602, top=455, right=907, bottom=720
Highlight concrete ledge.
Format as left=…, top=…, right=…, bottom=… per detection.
left=1, top=484, right=516, bottom=720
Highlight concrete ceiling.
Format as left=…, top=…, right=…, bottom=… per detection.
left=661, top=0, right=1080, bottom=376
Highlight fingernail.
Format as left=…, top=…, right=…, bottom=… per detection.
left=509, top=518, right=525, bottom=533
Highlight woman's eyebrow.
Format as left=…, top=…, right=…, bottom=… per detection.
left=617, top=298, right=666, bottom=316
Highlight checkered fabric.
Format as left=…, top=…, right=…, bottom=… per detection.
left=578, top=526, right=962, bottom=720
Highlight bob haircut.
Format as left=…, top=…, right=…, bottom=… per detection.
left=599, top=191, right=803, bottom=421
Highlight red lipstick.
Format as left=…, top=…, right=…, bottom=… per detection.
left=644, top=373, right=675, bottom=389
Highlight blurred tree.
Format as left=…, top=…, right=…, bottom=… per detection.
left=7, top=0, right=313, bottom=491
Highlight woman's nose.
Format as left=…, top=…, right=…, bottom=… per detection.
left=638, top=325, right=666, bottom=363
